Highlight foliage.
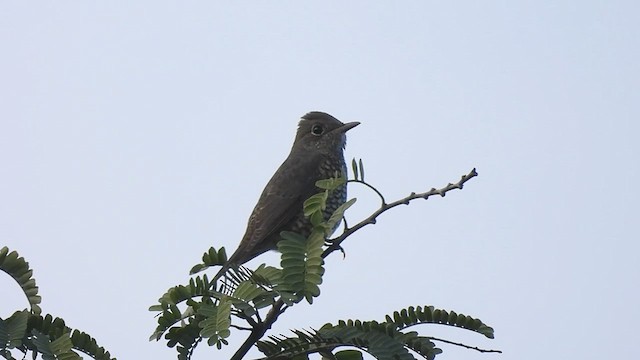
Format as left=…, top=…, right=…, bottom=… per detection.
left=0, top=247, right=116, bottom=360
left=0, top=246, right=41, bottom=315
left=149, top=161, right=493, bottom=359
left=0, top=160, right=490, bottom=360
left=256, top=305, right=494, bottom=360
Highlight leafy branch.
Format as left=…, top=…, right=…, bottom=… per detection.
left=0, top=247, right=116, bottom=360
left=152, top=160, right=490, bottom=360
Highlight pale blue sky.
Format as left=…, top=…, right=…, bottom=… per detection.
left=1, top=2, right=638, bottom=360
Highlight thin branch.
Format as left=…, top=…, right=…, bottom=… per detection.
left=428, top=336, right=502, bottom=354
left=230, top=324, right=253, bottom=331
left=347, top=178, right=387, bottom=205
left=232, top=309, right=259, bottom=328
left=230, top=300, right=286, bottom=360
left=323, top=168, right=478, bottom=258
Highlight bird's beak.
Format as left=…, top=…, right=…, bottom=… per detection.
left=337, top=122, right=360, bottom=133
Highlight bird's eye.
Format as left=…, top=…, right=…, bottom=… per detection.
left=311, top=124, right=324, bottom=136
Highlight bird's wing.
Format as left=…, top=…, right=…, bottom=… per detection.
left=230, top=152, right=321, bottom=264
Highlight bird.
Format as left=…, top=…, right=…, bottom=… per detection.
left=214, top=111, right=359, bottom=281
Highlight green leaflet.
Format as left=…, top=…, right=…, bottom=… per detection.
left=336, top=349, right=364, bottom=360
left=315, top=176, right=346, bottom=190
left=325, top=198, right=356, bottom=235
left=350, top=158, right=365, bottom=181
left=303, top=191, right=328, bottom=218
left=351, top=158, right=359, bottom=181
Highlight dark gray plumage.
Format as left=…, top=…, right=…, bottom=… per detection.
left=215, top=111, right=359, bottom=280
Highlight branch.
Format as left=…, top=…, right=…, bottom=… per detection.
left=230, top=300, right=286, bottom=360
left=428, top=336, right=502, bottom=354
left=229, top=168, right=478, bottom=359
left=323, top=168, right=478, bottom=258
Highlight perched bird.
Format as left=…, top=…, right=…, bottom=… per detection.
left=215, top=111, right=359, bottom=281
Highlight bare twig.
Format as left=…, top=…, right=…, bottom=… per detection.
left=348, top=178, right=387, bottom=205
left=230, top=324, right=253, bottom=331
left=323, top=168, right=478, bottom=258
left=429, top=336, right=502, bottom=354
left=230, top=300, right=286, bottom=360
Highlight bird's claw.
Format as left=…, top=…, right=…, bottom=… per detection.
left=324, top=239, right=346, bottom=258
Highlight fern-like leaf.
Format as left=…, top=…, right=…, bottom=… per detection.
left=189, top=247, right=227, bottom=275
left=276, top=231, right=307, bottom=303
left=320, top=321, right=415, bottom=360
left=257, top=322, right=416, bottom=360
left=302, top=231, right=325, bottom=303
left=276, top=231, right=326, bottom=304
left=303, top=192, right=329, bottom=226
left=198, top=298, right=231, bottom=348
left=31, top=330, right=79, bottom=360
left=324, top=198, right=356, bottom=236
left=384, top=305, right=494, bottom=339
left=0, top=247, right=42, bottom=315
left=316, top=176, right=346, bottom=191
left=163, top=318, right=202, bottom=360
left=149, top=274, right=221, bottom=341
left=23, top=314, right=115, bottom=360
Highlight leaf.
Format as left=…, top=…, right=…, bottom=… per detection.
left=320, top=321, right=414, bottom=360
left=351, top=158, right=359, bottom=181
left=31, top=330, right=79, bottom=360
left=276, top=231, right=325, bottom=304
left=0, top=310, right=29, bottom=349
left=259, top=322, right=414, bottom=360
left=303, top=192, right=328, bottom=217
left=230, top=281, right=272, bottom=316
left=324, top=198, right=356, bottom=235
left=0, top=247, right=42, bottom=315
left=276, top=231, right=306, bottom=299
left=335, top=349, right=364, bottom=360
left=27, top=313, right=116, bottom=360
left=315, top=176, right=346, bottom=190
left=149, top=275, right=217, bottom=341
left=387, top=305, right=495, bottom=339
left=189, top=247, right=227, bottom=275
left=198, top=298, right=232, bottom=347
left=303, top=231, right=325, bottom=303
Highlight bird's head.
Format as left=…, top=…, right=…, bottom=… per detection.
left=294, top=111, right=360, bottom=155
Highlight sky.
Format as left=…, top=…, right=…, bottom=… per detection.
left=1, top=1, right=638, bottom=360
